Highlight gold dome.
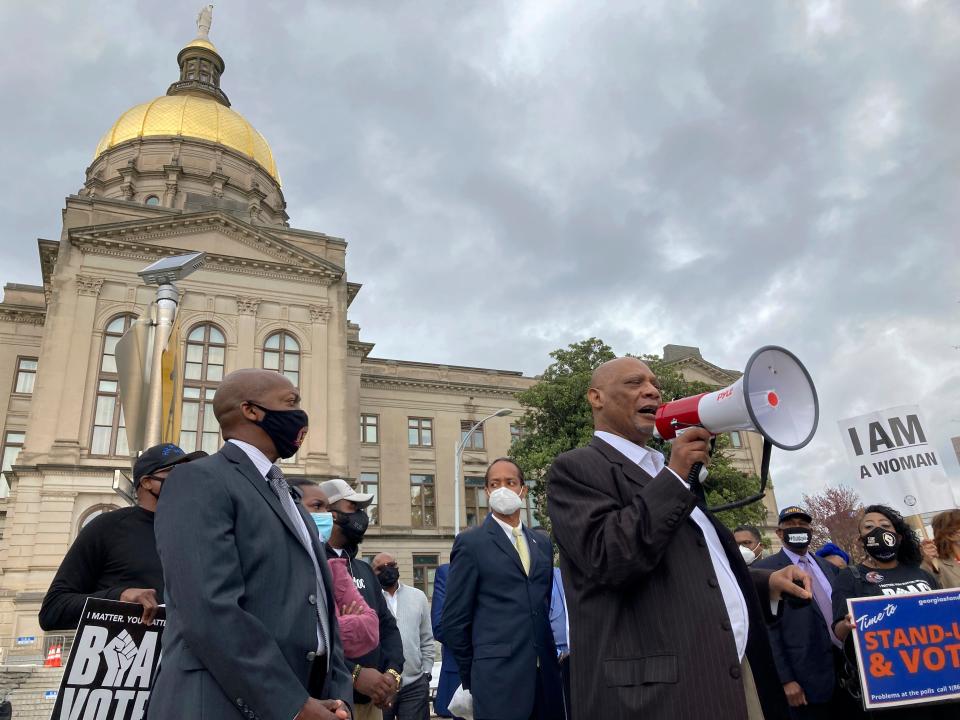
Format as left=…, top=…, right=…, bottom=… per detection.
left=93, top=94, right=280, bottom=184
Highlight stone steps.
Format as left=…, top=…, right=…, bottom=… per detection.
left=0, top=666, right=64, bottom=720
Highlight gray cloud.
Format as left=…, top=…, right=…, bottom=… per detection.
left=1, top=0, right=957, bottom=505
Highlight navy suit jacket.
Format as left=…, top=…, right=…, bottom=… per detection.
left=441, top=515, right=564, bottom=720
left=431, top=563, right=458, bottom=674
left=755, top=549, right=839, bottom=704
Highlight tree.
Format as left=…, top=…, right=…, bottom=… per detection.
left=511, top=338, right=768, bottom=532
left=801, top=485, right=864, bottom=563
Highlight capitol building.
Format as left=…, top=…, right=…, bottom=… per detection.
left=0, top=19, right=777, bottom=644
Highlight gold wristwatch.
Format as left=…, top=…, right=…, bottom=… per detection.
left=387, top=669, right=402, bottom=688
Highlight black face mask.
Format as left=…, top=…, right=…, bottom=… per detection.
left=248, top=402, right=308, bottom=459
left=377, top=566, right=400, bottom=589
left=863, top=527, right=900, bottom=562
left=334, top=509, right=369, bottom=545
left=783, top=528, right=812, bottom=552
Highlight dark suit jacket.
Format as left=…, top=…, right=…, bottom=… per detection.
left=441, top=515, right=564, bottom=720
left=149, top=443, right=353, bottom=720
left=755, top=550, right=839, bottom=704
left=431, top=563, right=458, bottom=674
left=547, top=437, right=789, bottom=720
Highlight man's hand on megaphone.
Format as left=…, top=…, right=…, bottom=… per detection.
left=667, top=426, right=712, bottom=481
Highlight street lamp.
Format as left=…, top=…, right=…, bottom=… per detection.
left=137, top=252, right=206, bottom=448
left=453, top=408, right=512, bottom=536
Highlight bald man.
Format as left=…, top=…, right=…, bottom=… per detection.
left=149, top=369, right=353, bottom=720
left=547, top=357, right=811, bottom=720
left=371, top=553, right=434, bottom=720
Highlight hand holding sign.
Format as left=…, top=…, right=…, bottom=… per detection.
left=119, top=587, right=160, bottom=624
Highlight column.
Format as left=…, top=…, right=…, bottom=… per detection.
left=235, top=296, right=260, bottom=369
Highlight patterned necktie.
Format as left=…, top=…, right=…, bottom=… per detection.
left=798, top=554, right=841, bottom=647
left=512, top=525, right=530, bottom=575
left=266, top=465, right=330, bottom=656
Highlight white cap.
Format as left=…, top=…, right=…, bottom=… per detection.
left=319, top=478, right=373, bottom=508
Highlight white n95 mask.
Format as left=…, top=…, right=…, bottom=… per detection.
left=489, top=487, right=524, bottom=515
left=740, top=545, right=758, bottom=566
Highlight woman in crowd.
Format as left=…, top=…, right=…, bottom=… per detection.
left=831, top=504, right=942, bottom=718
left=921, top=509, right=960, bottom=589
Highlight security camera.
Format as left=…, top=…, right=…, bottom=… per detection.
left=137, top=252, right=207, bottom=285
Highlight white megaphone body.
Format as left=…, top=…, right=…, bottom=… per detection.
left=653, top=346, right=819, bottom=511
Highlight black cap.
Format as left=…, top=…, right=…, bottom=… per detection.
left=778, top=505, right=812, bottom=524
left=133, top=443, right=206, bottom=486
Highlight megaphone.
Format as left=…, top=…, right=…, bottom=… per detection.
left=654, top=345, right=819, bottom=511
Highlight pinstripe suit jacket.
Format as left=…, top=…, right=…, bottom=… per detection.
left=547, top=437, right=789, bottom=720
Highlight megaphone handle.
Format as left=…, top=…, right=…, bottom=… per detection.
left=686, top=462, right=707, bottom=503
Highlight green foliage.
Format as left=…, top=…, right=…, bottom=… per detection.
left=511, top=338, right=768, bottom=532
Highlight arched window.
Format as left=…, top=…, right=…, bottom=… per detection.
left=79, top=504, right=120, bottom=533
left=180, top=323, right=225, bottom=454
left=91, top=314, right=136, bottom=456
left=144, top=195, right=160, bottom=206
left=263, top=331, right=300, bottom=386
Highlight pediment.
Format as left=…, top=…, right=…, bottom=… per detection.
left=67, top=211, right=344, bottom=283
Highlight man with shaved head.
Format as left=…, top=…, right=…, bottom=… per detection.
left=547, top=356, right=811, bottom=720
left=149, top=369, right=353, bottom=720
left=371, top=552, right=434, bottom=720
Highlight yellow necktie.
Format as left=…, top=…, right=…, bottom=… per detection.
left=512, top=525, right=530, bottom=575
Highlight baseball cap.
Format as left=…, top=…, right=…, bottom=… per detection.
left=319, top=479, right=373, bottom=508
left=133, top=443, right=206, bottom=486
left=778, top=505, right=812, bottom=524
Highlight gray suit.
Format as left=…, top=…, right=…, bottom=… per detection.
left=148, top=442, right=353, bottom=720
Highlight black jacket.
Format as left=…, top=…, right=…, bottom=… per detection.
left=754, top=550, right=839, bottom=704
left=324, top=543, right=404, bottom=704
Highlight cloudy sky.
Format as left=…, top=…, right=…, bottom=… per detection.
left=1, top=0, right=957, bottom=508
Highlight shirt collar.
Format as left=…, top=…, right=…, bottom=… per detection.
left=594, top=431, right=664, bottom=470
left=782, top=545, right=810, bottom=565
left=227, top=438, right=274, bottom=480
left=492, top=513, right=524, bottom=537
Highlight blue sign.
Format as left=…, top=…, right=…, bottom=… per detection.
left=44, top=690, right=58, bottom=700
left=15, top=636, right=35, bottom=645
left=849, top=588, right=960, bottom=709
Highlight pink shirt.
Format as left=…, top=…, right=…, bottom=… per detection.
left=327, top=557, right=379, bottom=657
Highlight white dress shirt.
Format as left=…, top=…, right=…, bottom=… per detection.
left=594, top=431, right=750, bottom=660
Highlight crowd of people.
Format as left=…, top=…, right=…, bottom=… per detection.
left=37, top=363, right=960, bottom=720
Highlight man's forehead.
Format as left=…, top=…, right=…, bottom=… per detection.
left=488, top=461, right=521, bottom=480
left=593, top=357, right=656, bottom=386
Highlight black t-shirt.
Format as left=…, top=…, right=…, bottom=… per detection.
left=38, top=506, right=164, bottom=631
left=832, top=562, right=940, bottom=626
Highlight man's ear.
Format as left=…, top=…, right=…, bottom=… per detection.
left=587, top=387, right=603, bottom=411
left=775, top=528, right=784, bottom=541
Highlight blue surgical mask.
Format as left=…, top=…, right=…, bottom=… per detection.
left=311, top=512, right=334, bottom=542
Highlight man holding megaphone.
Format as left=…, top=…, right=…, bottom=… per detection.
left=547, top=355, right=816, bottom=720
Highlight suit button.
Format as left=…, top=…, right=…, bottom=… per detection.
left=307, top=651, right=317, bottom=661
left=236, top=699, right=244, bottom=707
left=308, top=594, right=317, bottom=605
left=708, top=578, right=719, bottom=588
left=721, top=619, right=732, bottom=631
left=730, top=665, right=741, bottom=679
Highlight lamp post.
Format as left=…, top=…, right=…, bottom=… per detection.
left=453, top=408, right=512, bottom=536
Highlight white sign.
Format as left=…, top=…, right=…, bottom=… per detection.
left=839, top=405, right=956, bottom=515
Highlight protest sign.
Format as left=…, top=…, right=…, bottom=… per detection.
left=50, top=598, right=165, bottom=720
left=838, top=405, right=956, bottom=516
left=848, top=588, right=960, bottom=710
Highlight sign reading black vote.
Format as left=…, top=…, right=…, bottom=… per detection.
left=50, top=598, right=165, bottom=720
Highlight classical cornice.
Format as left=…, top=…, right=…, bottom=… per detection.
left=67, top=211, right=344, bottom=283
left=38, top=239, right=59, bottom=303
left=347, top=282, right=361, bottom=307
left=0, top=304, right=46, bottom=326
left=360, top=372, right=525, bottom=398
left=349, top=340, right=375, bottom=359
left=667, top=355, right=741, bottom=386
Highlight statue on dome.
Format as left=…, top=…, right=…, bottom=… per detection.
left=196, top=5, right=214, bottom=40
